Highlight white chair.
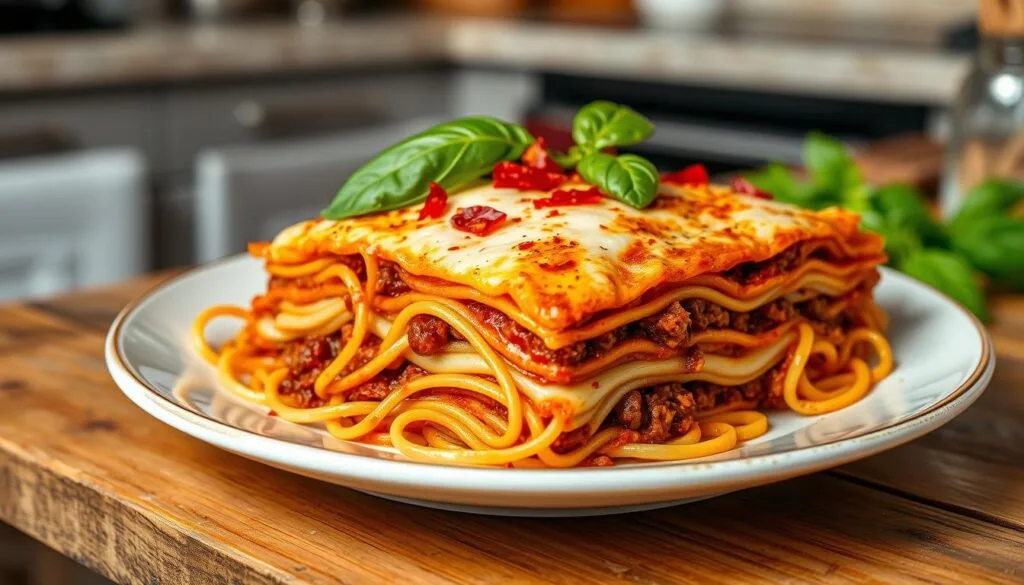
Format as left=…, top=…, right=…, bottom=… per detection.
left=194, top=118, right=441, bottom=263
left=0, top=149, right=148, bottom=301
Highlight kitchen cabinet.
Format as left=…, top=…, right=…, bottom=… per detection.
left=0, top=92, right=158, bottom=160
left=167, top=71, right=451, bottom=265
left=193, top=117, right=441, bottom=262
left=151, top=172, right=197, bottom=269
left=160, top=71, right=452, bottom=173
left=0, top=69, right=454, bottom=276
left=0, top=149, right=147, bottom=301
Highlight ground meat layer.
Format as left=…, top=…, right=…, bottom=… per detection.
left=277, top=326, right=427, bottom=409
left=551, top=356, right=792, bottom=455
left=278, top=324, right=793, bottom=452
left=397, top=254, right=875, bottom=369
left=404, top=292, right=862, bottom=369
left=264, top=241, right=871, bottom=371
left=266, top=240, right=871, bottom=448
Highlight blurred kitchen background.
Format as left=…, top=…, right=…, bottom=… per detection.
left=0, top=0, right=989, bottom=306
left=0, top=0, right=1008, bottom=582
left=0, top=0, right=984, bottom=305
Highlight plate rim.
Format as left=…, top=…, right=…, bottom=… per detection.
left=104, top=256, right=995, bottom=503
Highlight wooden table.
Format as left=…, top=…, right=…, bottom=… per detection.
left=1, top=274, right=1022, bottom=585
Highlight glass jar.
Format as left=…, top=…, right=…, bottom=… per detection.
left=941, top=37, right=1024, bottom=217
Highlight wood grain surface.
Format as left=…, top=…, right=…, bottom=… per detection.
left=0, top=275, right=1021, bottom=585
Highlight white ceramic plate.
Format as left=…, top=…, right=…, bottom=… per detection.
left=106, top=256, right=994, bottom=516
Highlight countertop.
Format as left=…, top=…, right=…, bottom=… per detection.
left=0, top=274, right=1021, bottom=584
left=0, top=15, right=970, bottom=104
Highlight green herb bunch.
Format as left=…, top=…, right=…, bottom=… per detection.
left=558, top=101, right=660, bottom=209
left=747, top=132, right=1024, bottom=321
left=322, top=101, right=661, bottom=220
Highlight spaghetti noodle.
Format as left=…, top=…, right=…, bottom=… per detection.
left=194, top=180, right=893, bottom=467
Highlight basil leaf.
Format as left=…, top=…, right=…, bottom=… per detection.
left=870, top=183, right=947, bottom=248
left=860, top=208, right=921, bottom=267
left=552, top=145, right=585, bottom=168
left=323, top=116, right=533, bottom=219
left=900, top=248, right=989, bottom=321
left=951, top=215, right=1024, bottom=289
left=577, top=152, right=659, bottom=209
left=745, top=164, right=828, bottom=209
left=804, top=131, right=861, bottom=195
left=951, top=178, right=1024, bottom=227
left=572, top=101, right=654, bottom=152
left=841, top=183, right=873, bottom=214
left=748, top=132, right=865, bottom=212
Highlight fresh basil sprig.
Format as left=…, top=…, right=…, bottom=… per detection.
left=744, top=162, right=819, bottom=208
left=577, top=152, right=659, bottom=209
left=745, top=132, right=1024, bottom=321
left=858, top=184, right=949, bottom=266
left=871, top=184, right=947, bottom=247
left=901, top=248, right=990, bottom=322
left=949, top=179, right=1024, bottom=227
left=952, top=216, right=1024, bottom=289
left=322, top=116, right=534, bottom=220
left=558, top=101, right=659, bottom=209
left=804, top=132, right=864, bottom=203
left=572, top=101, right=655, bottom=152
left=748, top=132, right=865, bottom=211
left=948, top=179, right=1024, bottom=289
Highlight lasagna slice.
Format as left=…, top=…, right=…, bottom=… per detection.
left=196, top=180, right=891, bottom=467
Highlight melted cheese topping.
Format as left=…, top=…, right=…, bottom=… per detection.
left=269, top=181, right=883, bottom=331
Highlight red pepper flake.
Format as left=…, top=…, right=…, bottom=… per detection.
left=418, top=182, right=448, bottom=220
left=522, top=137, right=563, bottom=173
left=450, top=205, right=507, bottom=236
left=731, top=176, right=773, bottom=199
left=448, top=245, right=461, bottom=251
left=493, top=161, right=568, bottom=192
left=532, top=186, right=603, bottom=209
left=268, top=410, right=278, bottom=417
left=663, top=163, right=709, bottom=186
left=547, top=209, right=561, bottom=217
left=517, top=241, right=536, bottom=251
left=591, top=381, right=600, bottom=389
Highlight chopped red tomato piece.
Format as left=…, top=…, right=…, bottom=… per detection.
left=418, top=182, right=448, bottom=220
left=533, top=186, right=603, bottom=209
left=663, top=163, right=709, bottom=186
left=493, top=161, right=568, bottom=191
left=450, top=205, right=507, bottom=236
left=522, top=137, right=563, bottom=173
left=731, top=176, right=773, bottom=199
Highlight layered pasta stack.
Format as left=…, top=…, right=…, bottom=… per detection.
left=195, top=180, right=891, bottom=467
